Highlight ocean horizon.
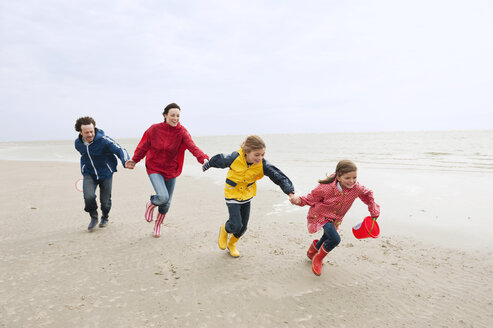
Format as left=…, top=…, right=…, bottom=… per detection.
left=1, top=129, right=492, bottom=173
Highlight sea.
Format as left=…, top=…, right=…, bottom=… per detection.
left=1, top=130, right=492, bottom=172
left=1, top=130, right=492, bottom=249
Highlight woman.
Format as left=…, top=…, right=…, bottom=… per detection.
left=127, top=103, right=209, bottom=237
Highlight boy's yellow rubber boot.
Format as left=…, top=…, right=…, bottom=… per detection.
left=218, top=224, right=228, bottom=250
left=227, top=235, right=240, bottom=258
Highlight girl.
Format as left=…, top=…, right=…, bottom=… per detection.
left=290, top=160, right=380, bottom=276
left=126, top=103, right=209, bottom=238
left=202, top=135, right=295, bottom=257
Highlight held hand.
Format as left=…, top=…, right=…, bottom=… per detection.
left=202, top=159, right=210, bottom=172
left=125, top=160, right=136, bottom=169
left=289, top=193, right=301, bottom=205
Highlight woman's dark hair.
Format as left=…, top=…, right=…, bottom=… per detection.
left=75, top=116, right=96, bottom=132
left=319, top=160, right=357, bottom=184
left=163, top=103, right=181, bottom=116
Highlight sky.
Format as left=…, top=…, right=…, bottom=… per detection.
left=1, top=0, right=492, bottom=142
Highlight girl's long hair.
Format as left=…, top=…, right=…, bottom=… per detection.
left=319, top=160, right=357, bottom=184
left=241, top=135, right=266, bottom=153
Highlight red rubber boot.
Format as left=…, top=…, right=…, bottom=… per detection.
left=306, top=239, right=319, bottom=260
left=145, top=201, right=157, bottom=222
left=312, top=245, right=329, bottom=276
left=153, top=212, right=166, bottom=238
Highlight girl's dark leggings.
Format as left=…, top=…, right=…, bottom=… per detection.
left=225, top=202, right=251, bottom=238
left=316, top=221, right=341, bottom=252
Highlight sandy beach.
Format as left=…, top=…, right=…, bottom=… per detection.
left=1, top=158, right=492, bottom=328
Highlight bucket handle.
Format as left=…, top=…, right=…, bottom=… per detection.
left=368, top=217, right=377, bottom=236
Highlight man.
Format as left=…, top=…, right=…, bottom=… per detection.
left=74, top=116, right=133, bottom=230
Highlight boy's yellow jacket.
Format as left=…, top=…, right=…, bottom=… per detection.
left=203, top=148, right=294, bottom=202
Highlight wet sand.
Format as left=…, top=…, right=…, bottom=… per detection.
left=0, top=160, right=492, bottom=327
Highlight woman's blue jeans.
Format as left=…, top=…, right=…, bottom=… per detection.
left=316, top=221, right=341, bottom=252
left=83, top=175, right=112, bottom=218
left=148, top=174, right=176, bottom=214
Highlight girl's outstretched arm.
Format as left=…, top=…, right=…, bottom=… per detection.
left=298, top=184, right=325, bottom=207
left=202, top=151, right=239, bottom=171
left=262, top=159, right=295, bottom=195
left=358, top=184, right=380, bottom=218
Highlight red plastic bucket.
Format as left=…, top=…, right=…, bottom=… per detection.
left=352, top=216, right=380, bottom=239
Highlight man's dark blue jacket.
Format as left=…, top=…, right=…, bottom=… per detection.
left=75, top=129, right=130, bottom=181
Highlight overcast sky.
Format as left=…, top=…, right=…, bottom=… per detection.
left=1, top=0, right=492, bottom=141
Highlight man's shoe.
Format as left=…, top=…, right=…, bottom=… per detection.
left=99, top=217, right=109, bottom=228
left=88, top=217, right=98, bottom=231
